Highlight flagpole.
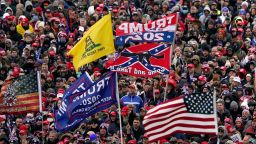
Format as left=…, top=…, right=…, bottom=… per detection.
left=37, top=71, right=43, bottom=112
left=115, top=72, right=124, bottom=144
left=164, top=12, right=179, bottom=101
left=213, top=88, right=218, bottom=135
left=163, top=76, right=169, bottom=101
left=37, top=71, right=44, bottom=144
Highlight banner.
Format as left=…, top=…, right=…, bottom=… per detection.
left=0, top=72, right=39, bottom=114
left=106, top=43, right=171, bottom=77
left=115, top=13, right=177, bottom=46
left=62, top=72, right=93, bottom=102
left=55, top=72, right=117, bottom=132
left=68, top=14, right=115, bottom=72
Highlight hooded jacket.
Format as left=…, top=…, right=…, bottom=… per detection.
left=24, top=1, right=33, bottom=19
left=24, top=1, right=32, bottom=11
left=218, top=126, right=229, bottom=144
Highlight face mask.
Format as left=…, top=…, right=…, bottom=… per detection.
left=60, top=37, right=66, bottom=43
left=182, top=9, right=188, bottom=15
left=211, top=15, right=218, bottom=19
left=225, top=99, right=231, bottom=103
left=26, top=6, right=32, bottom=12
left=182, top=6, right=188, bottom=14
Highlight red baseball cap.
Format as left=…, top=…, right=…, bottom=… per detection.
left=43, top=120, right=50, bottom=125
left=19, top=125, right=27, bottom=131
left=94, top=72, right=101, bottom=77
left=220, top=66, right=227, bottom=71
left=48, top=50, right=56, bottom=56
left=19, top=130, right=27, bottom=135
left=178, top=27, right=185, bottom=31
left=187, top=63, right=195, bottom=68
left=93, top=67, right=100, bottom=72
left=35, top=7, right=43, bottom=13
left=128, top=140, right=137, bottom=144
left=121, top=106, right=129, bottom=116
left=168, top=78, right=176, bottom=88
left=32, top=43, right=39, bottom=47
left=110, top=111, right=117, bottom=116
left=198, top=75, right=207, bottom=81
left=154, top=89, right=160, bottom=94
left=143, top=134, right=149, bottom=138
left=21, top=17, right=29, bottom=23
left=113, top=9, right=119, bottom=13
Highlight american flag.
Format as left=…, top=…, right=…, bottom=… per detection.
left=0, top=71, right=39, bottom=114
left=143, top=92, right=217, bottom=142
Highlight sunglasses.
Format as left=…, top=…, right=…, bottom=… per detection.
left=218, top=129, right=224, bottom=133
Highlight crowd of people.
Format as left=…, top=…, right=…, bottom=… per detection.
left=0, top=0, right=256, bottom=143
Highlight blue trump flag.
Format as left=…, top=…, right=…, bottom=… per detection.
left=55, top=72, right=117, bottom=132
left=63, top=72, right=93, bottom=100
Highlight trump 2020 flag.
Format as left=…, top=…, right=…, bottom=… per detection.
left=106, top=43, right=171, bottom=77
left=68, top=14, right=115, bottom=72
left=55, top=72, right=117, bottom=132
left=62, top=72, right=93, bottom=101
left=115, top=13, right=177, bottom=46
left=143, top=92, right=217, bottom=142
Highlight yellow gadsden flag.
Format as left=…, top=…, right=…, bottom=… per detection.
left=68, top=14, right=115, bottom=71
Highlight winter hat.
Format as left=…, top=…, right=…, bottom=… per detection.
left=1, top=0, right=5, bottom=5
left=241, top=100, right=249, bottom=109
left=88, top=6, right=95, bottom=16
left=2, top=13, right=9, bottom=19
left=241, top=1, right=249, bottom=8
left=5, top=7, right=13, bottom=13
left=204, top=5, right=211, bottom=12
left=235, top=117, right=242, bottom=123
left=233, top=77, right=241, bottom=83
left=222, top=7, right=229, bottom=13
left=246, top=74, right=252, bottom=78
left=230, top=101, right=238, bottom=110
left=89, top=133, right=97, bottom=141
left=242, top=109, right=250, bottom=115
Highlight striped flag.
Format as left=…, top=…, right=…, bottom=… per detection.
left=0, top=72, right=39, bottom=114
left=143, top=92, right=217, bottom=142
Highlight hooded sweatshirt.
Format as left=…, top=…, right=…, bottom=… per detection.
left=24, top=1, right=33, bottom=19
left=218, top=126, right=229, bottom=144
left=24, top=1, right=33, bottom=11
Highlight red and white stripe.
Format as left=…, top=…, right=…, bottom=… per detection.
left=143, top=96, right=217, bottom=142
